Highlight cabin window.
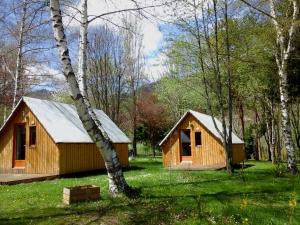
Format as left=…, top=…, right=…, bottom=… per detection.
left=180, top=129, right=191, bottom=157
left=195, top=131, right=202, bottom=146
left=29, top=126, right=36, bottom=146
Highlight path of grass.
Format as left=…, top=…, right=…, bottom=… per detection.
left=0, top=158, right=299, bottom=225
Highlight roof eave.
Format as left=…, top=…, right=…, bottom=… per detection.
left=0, top=97, right=24, bottom=135
left=159, top=111, right=191, bottom=146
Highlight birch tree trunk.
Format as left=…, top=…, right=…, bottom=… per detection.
left=269, top=0, right=298, bottom=174
left=12, top=0, right=27, bottom=108
left=49, top=0, right=130, bottom=194
left=77, top=0, right=88, bottom=97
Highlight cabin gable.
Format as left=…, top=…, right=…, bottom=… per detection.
left=162, top=112, right=244, bottom=169
left=0, top=97, right=130, bottom=175
left=0, top=103, right=59, bottom=174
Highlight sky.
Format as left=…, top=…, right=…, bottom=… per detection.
left=63, top=0, right=168, bottom=82
left=1, top=0, right=175, bottom=91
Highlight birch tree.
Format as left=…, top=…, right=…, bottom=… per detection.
left=12, top=0, right=27, bottom=108
left=269, top=0, right=299, bottom=173
left=0, top=0, right=55, bottom=109
left=77, top=0, right=88, bottom=97
left=240, top=0, right=299, bottom=173
left=49, top=0, right=130, bottom=194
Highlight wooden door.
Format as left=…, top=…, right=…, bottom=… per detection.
left=180, top=129, right=192, bottom=161
left=13, top=124, right=26, bottom=168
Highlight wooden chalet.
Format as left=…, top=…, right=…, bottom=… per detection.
left=159, top=110, right=245, bottom=169
left=0, top=97, right=130, bottom=175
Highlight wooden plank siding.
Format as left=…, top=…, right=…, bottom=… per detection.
left=0, top=103, right=59, bottom=174
left=114, top=144, right=129, bottom=167
left=232, top=144, right=245, bottom=164
left=0, top=102, right=129, bottom=175
left=162, top=114, right=244, bottom=169
left=0, top=120, right=14, bottom=173
left=58, top=143, right=128, bottom=174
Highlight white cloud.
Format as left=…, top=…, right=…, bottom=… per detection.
left=145, top=53, right=167, bottom=82
left=26, top=64, right=63, bottom=80
left=65, top=0, right=165, bottom=80
left=25, top=64, right=65, bottom=91
left=66, top=0, right=163, bottom=55
left=141, top=19, right=162, bottom=55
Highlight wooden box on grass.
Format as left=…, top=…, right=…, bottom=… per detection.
left=63, top=185, right=100, bottom=204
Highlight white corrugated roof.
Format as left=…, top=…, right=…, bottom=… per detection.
left=0, top=97, right=131, bottom=144
left=159, top=110, right=244, bottom=146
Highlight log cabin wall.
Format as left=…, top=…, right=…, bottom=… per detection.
left=162, top=113, right=244, bottom=168
left=114, top=143, right=129, bottom=167
left=0, top=116, right=14, bottom=173
left=0, top=103, right=59, bottom=174
left=232, top=144, right=245, bottom=164
left=57, top=143, right=128, bottom=174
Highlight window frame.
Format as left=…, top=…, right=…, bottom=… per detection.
left=195, top=131, right=202, bottom=147
left=29, top=126, right=36, bottom=147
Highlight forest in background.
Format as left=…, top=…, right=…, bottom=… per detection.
left=0, top=0, right=299, bottom=172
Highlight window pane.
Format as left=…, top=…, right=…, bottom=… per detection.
left=16, top=125, right=26, bottom=160
left=195, top=132, right=202, bottom=146
left=29, top=126, right=36, bottom=146
left=181, top=129, right=191, bottom=156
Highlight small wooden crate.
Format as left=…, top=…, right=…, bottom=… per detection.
left=63, top=185, right=100, bottom=204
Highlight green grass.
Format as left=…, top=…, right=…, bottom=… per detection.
left=0, top=158, right=299, bottom=225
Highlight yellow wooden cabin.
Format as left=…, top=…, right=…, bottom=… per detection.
left=0, top=97, right=130, bottom=175
left=159, top=110, right=245, bottom=169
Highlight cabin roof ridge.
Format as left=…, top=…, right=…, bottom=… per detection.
left=159, top=110, right=244, bottom=146
left=0, top=96, right=131, bottom=144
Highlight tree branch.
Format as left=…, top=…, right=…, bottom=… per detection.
left=239, top=0, right=275, bottom=19
left=88, top=4, right=164, bottom=24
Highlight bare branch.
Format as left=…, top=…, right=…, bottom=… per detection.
left=88, top=4, right=164, bottom=24
left=239, top=0, right=275, bottom=19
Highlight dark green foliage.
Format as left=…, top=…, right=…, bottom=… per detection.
left=272, top=162, right=287, bottom=178
left=244, top=126, right=254, bottom=159
left=135, top=124, right=150, bottom=143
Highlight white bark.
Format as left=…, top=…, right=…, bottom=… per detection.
left=49, top=0, right=129, bottom=194
left=269, top=0, right=298, bottom=173
left=12, top=0, right=27, bottom=109
left=77, top=0, right=88, bottom=97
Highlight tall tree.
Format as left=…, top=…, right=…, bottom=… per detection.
left=0, top=0, right=56, bottom=110
left=137, top=91, right=170, bottom=157
left=122, top=16, right=144, bottom=157
left=165, top=0, right=237, bottom=173
left=240, top=0, right=299, bottom=173
left=77, top=0, right=88, bottom=98
left=269, top=0, right=299, bottom=173
left=12, top=0, right=27, bottom=108
left=49, top=0, right=130, bottom=194
left=87, top=26, right=126, bottom=123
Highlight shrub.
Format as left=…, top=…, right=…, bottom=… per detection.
left=272, top=162, right=286, bottom=177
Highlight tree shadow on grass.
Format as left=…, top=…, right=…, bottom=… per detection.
left=123, top=166, right=145, bottom=172
left=1, top=185, right=298, bottom=225
left=0, top=206, right=110, bottom=225
left=59, top=166, right=145, bottom=179
left=234, top=164, right=255, bottom=169
left=0, top=200, right=175, bottom=225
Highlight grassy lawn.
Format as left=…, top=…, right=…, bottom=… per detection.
left=0, top=158, right=299, bottom=225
